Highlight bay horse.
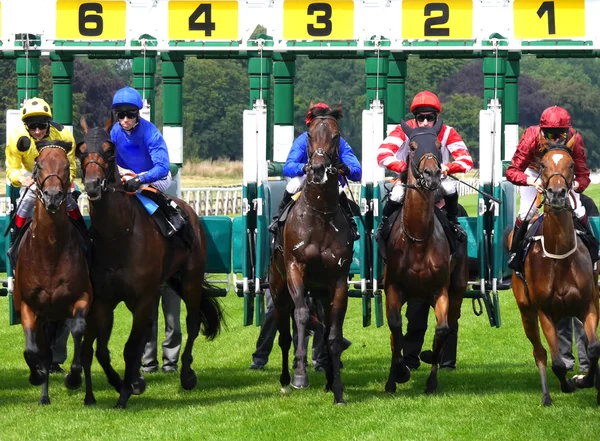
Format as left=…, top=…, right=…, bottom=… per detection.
left=77, top=117, right=223, bottom=408
left=511, top=139, right=600, bottom=406
left=14, top=140, right=93, bottom=405
left=383, top=120, right=468, bottom=394
left=270, top=103, right=353, bottom=405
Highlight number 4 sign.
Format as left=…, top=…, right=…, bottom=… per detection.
left=168, top=1, right=239, bottom=40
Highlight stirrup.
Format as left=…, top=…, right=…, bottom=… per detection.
left=450, top=221, right=467, bottom=242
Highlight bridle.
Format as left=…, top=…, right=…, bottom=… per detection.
left=404, top=132, right=442, bottom=192
left=306, top=116, right=341, bottom=180
left=79, top=129, right=117, bottom=193
left=34, top=144, right=70, bottom=213
left=539, top=145, right=574, bottom=210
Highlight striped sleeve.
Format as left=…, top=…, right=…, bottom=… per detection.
left=443, top=125, right=473, bottom=174
left=376, top=125, right=409, bottom=174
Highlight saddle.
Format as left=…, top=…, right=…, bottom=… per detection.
left=268, top=198, right=296, bottom=253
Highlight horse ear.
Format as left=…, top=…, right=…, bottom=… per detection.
left=75, top=141, right=87, bottom=160
left=400, top=120, right=413, bottom=139
left=308, top=100, right=314, bottom=111
left=80, top=117, right=89, bottom=135
left=433, top=118, right=443, bottom=134
left=566, top=131, right=577, bottom=150
left=335, top=101, right=342, bottom=112
left=539, top=133, right=548, bottom=152
left=104, top=112, right=114, bottom=132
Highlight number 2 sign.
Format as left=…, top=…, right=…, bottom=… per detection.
left=402, top=0, right=473, bottom=40
left=513, top=0, right=584, bottom=39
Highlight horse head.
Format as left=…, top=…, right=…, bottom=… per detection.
left=400, top=119, right=443, bottom=192
left=305, top=103, right=342, bottom=185
left=34, top=140, right=72, bottom=214
left=77, top=115, right=121, bottom=201
left=539, top=137, right=576, bottom=211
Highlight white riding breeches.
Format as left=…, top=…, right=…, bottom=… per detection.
left=16, top=182, right=78, bottom=218
left=518, top=167, right=585, bottom=221
left=285, top=175, right=344, bottom=194
left=389, top=176, right=457, bottom=203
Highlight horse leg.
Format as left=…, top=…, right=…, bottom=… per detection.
left=271, top=268, right=293, bottom=393
left=178, top=274, right=205, bottom=391
left=287, top=265, right=309, bottom=389
left=538, top=311, right=575, bottom=395
left=575, top=306, right=600, bottom=395
left=65, top=304, right=89, bottom=391
left=326, top=282, right=348, bottom=405
left=93, top=301, right=123, bottom=393
left=21, top=303, right=45, bottom=387
left=384, top=283, right=409, bottom=393
left=81, top=306, right=97, bottom=406
left=426, top=292, right=450, bottom=395
left=115, top=300, right=154, bottom=409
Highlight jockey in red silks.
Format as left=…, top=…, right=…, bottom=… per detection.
left=376, top=90, right=473, bottom=241
left=506, top=105, right=597, bottom=272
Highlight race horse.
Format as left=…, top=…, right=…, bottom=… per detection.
left=77, top=117, right=223, bottom=408
left=382, top=120, right=468, bottom=394
left=13, top=140, right=93, bottom=405
left=269, top=103, right=353, bottom=405
left=510, top=139, right=600, bottom=406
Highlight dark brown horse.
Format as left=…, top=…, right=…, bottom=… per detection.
left=270, top=104, right=353, bottom=404
left=77, top=117, right=223, bottom=408
left=383, top=120, right=468, bottom=394
left=14, top=140, right=93, bottom=405
left=511, top=140, right=600, bottom=406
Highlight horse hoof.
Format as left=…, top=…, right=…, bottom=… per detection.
left=384, top=381, right=396, bottom=394
left=291, top=375, right=309, bottom=389
left=395, top=364, right=411, bottom=384
left=542, top=395, right=553, bottom=406
left=561, top=379, right=576, bottom=394
left=132, top=376, right=147, bottom=395
left=64, top=372, right=83, bottom=390
left=280, top=385, right=291, bottom=394
left=181, top=370, right=197, bottom=390
left=39, top=397, right=51, bottom=406
left=323, top=384, right=332, bottom=393
left=114, top=403, right=126, bottom=410
left=84, top=395, right=97, bottom=406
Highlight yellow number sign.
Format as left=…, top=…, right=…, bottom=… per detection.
left=283, top=1, right=354, bottom=40
left=402, top=0, right=472, bottom=40
left=56, top=0, right=126, bottom=40
left=169, top=1, right=239, bottom=40
left=514, top=0, right=585, bottom=39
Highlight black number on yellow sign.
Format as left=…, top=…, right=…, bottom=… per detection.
left=537, top=1, right=556, bottom=35
left=78, top=3, right=103, bottom=37
left=424, top=3, right=449, bottom=37
left=189, top=3, right=216, bottom=36
left=307, top=3, right=332, bottom=37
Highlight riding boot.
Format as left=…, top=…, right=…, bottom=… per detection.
left=577, top=215, right=599, bottom=264
left=7, top=223, right=26, bottom=270
left=143, top=190, right=186, bottom=236
left=444, top=192, right=467, bottom=242
left=507, top=217, right=530, bottom=272
left=268, top=190, right=294, bottom=234
left=375, top=200, right=402, bottom=242
left=339, top=191, right=360, bottom=241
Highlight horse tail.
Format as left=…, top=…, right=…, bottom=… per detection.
left=199, top=280, right=226, bottom=341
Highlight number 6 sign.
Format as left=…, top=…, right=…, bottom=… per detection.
left=56, top=0, right=126, bottom=40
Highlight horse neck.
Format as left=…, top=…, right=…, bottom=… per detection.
left=303, top=178, right=339, bottom=213
left=31, top=199, right=71, bottom=257
left=89, top=189, right=135, bottom=236
left=542, top=207, right=577, bottom=255
left=403, top=173, right=435, bottom=239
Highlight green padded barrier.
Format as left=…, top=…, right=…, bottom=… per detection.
left=200, top=216, right=233, bottom=274
left=232, top=216, right=244, bottom=274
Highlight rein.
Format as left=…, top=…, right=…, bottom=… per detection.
left=34, top=144, right=71, bottom=212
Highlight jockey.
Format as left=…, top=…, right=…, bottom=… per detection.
left=376, top=90, right=473, bottom=241
left=110, top=86, right=185, bottom=235
left=274, top=102, right=362, bottom=241
left=506, top=105, right=598, bottom=272
left=6, top=97, right=84, bottom=238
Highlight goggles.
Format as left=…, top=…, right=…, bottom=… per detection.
left=415, top=113, right=436, bottom=123
left=117, top=110, right=139, bottom=120
left=26, top=122, right=50, bottom=131
left=543, top=128, right=568, bottom=141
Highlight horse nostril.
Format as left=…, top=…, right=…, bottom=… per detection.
left=559, top=188, right=566, bottom=198
left=546, top=188, right=554, bottom=197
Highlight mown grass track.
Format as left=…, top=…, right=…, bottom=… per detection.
left=1, top=290, right=600, bottom=440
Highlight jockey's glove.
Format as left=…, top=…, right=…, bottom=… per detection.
left=17, top=136, right=31, bottom=152
left=337, top=163, right=350, bottom=176
left=124, top=176, right=142, bottom=192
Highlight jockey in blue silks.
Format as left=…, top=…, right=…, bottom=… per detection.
left=110, top=86, right=185, bottom=235
left=275, top=102, right=362, bottom=241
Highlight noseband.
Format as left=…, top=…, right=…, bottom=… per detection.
left=35, top=145, right=70, bottom=213
left=540, top=145, right=574, bottom=210
left=79, top=129, right=117, bottom=193
left=405, top=132, right=442, bottom=191
left=306, top=116, right=340, bottom=176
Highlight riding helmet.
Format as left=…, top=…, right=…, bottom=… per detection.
left=539, top=106, right=571, bottom=129
left=410, top=91, right=442, bottom=114
left=21, top=97, right=52, bottom=122
left=112, top=86, right=143, bottom=110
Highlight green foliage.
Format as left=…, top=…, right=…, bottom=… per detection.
left=440, top=93, right=482, bottom=163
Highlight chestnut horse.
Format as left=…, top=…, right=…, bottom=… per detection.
left=14, top=140, right=93, bottom=405
left=270, top=104, right=353, bottom=405
left=77, top=117, right=223, bottom=408
left=511, top=140, right=600, bottom=406
left=382, top=120, right=468, bottom=394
